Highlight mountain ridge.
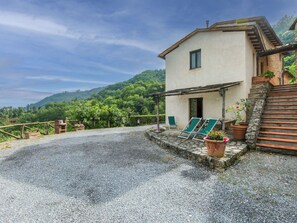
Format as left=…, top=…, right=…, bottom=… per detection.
left=32, top=69, right=165, bottom=107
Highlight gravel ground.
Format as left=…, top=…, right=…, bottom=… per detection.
left=0, top=126, right=296, bottom=223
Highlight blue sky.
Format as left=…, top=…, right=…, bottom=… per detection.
left=0, top=0, right=296, bottom=107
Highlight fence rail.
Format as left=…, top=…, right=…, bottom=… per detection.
left=129, top=114, right=165, bottom=126
left=0, top=121, right=55, bottom=139
left=0, top=120, right=82, bottom=141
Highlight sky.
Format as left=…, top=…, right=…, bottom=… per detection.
left=0, top=0, right=296, bottom=107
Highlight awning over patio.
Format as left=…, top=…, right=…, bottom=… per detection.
left=151, top=81, right=242, bottom=132
left=151, top=81, right=241, bottom=97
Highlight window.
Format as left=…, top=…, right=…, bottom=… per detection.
left=190, top=49, right=201, bottom=69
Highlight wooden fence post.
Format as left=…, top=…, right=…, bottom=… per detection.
left=21, top=125, right=25, bottom=139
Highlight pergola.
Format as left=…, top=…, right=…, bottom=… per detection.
left=151, top=81, right=242, bottom=132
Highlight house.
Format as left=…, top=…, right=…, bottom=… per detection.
left=157, top=16, right=289, bottom=129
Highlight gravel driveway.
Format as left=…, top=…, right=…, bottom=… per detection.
left=0, top=126, right=296, bottom=223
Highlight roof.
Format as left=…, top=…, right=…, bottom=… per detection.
left=258, top=43, right=297, bottom=57
left=211, top=16, right=282, bottom=46
left=289, top=18, right=297, bottom=30
left=159, top=16, right=282, bottom=59
left=151, top=81, right=241, bottom=97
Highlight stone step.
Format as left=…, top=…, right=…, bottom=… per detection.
left=258, top=136, right=297, bottom=143
left=266, top=102, right=297, bottom=106
left=261, top=116, right=297, bottom=121
left=266, top=106, right=297, bottom=110
left=260, top=125, right=297, bottom=133
left=257, top=139, right=297, bottom=149
left=264, top=108, right=297, bottom=111
left=270, top=88, right=297, bottom=92
left=268, top=92, right=297, bottom=97
left=263, top=111, right=297, bottom=115
left=256, top=143, right=297, bottom=154
left=267, top=95, right=297, bottom=100
left=272, top=84, right=297, bottom=87
left=274, top=83, right=297, bottom=86
left=272, top=84, right=297, bottom=89
left=259, top=131, right=297, bottom=140
left=261, top=121, right=297, bottom=127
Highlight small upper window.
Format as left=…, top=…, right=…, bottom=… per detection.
left=190, top=49, right=201, bottom=69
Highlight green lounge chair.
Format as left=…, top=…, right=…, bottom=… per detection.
left=192, top=118, right=219, bottom=141
left=178, top=117, right=202, bottom=139
left=168, top=116, right=177, bottom=129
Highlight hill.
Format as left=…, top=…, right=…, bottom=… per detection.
left=32, top=69, right=165, bottom=107
left=94, top=69, right=165, bottom=99
left=32, top=87, right=104, bottom=108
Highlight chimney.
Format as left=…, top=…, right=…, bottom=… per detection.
left=206, top=20, right=209, bottom=28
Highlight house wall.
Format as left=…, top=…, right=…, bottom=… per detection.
left=245, top=33, right=257, bottom=96
left=165, top=31, right=252, bottom=128
left=257, top=29, right=283, bottom=85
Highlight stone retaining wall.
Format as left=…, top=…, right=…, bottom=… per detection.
left=246, top=83, right=271, bottom=149
left=145, top=130, right=248, bottom=170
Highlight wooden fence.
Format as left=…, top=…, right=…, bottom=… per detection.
left=0, top=121, right=55, bottom=139
left=0, top=120, right=81, bottom=140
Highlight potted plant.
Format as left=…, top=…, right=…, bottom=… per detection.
left=74, top=123, right=85, bottom=131
left=252, top=70, right=275, bottom=84
left=226, top=99, right=251, bottom=140
left=204, top=130, right=229, bottom=158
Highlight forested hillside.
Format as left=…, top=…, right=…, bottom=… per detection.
left=32, top=87, right=104, bottom=107
left=0, top=70, right=165, bottom=129
left=32, top=69, right=165, bottom=108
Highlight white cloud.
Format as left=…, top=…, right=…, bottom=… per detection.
left=0, top=11, right=79, bottom=39
left=93, top=37, right=159, bottom=53
left=91, top=62, right=133, bottom=75
left=0, top=11, right=159, bottom=53
left=26, top=75, right=113, bottom=85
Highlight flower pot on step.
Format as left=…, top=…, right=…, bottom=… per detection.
left=231, top=124, right=248, bottom=140
left=204, top=138, right=229, bottom=158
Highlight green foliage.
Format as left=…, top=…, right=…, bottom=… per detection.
left=205, top=130, right=228, bottom=141
left=129, top=114, right=166, bottom=126
left=31, top=69, right=165, bottom=109
left=0, top=70, right=166, bottom=136
left=226, top=99, right=251, bottom=124
left=260, top=70, right=275, bottom=78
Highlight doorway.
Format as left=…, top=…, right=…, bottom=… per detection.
left=189, top=98, right=203, bottom=119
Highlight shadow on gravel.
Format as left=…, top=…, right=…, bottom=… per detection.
left=181, top=168, right=211, bottom=181
left=0, top=132, right=186, bottom=204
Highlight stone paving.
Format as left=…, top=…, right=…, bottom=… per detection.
left=145, top=129, right=248, bottom=170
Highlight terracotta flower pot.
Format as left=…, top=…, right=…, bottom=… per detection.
left=231, top=124, right=248, bottom=140
left=204, top=138, right=229, bottom=158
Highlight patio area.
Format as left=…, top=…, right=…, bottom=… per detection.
left=145, top=128, right=248, bottom=170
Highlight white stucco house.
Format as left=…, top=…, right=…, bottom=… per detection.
left=157, top=16, right=289, bottom=129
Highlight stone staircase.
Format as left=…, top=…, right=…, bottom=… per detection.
left=256, top=84, right=297, bottom=154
